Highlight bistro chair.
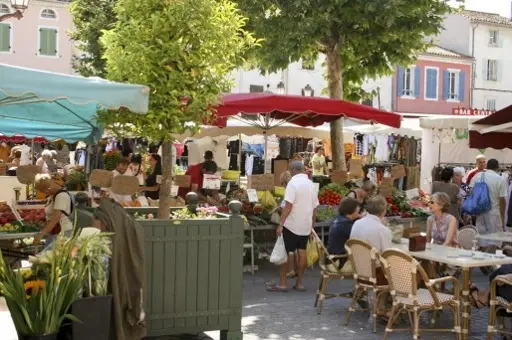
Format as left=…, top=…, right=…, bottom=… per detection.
left=487, top=274, right=512, bottom=340
left=456, top=226, right=479, bottom=250
left=344, top=239, right=389, bottom=333
left=380, top=249, right=461, bottom=340
left=311, top=230, right=353, bottom=314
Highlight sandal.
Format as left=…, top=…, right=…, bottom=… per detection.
left=469, top=286, right=486, bottom=309
left=292, top=284, right=307, bottom=292
left=267, top=285, right=288, bottom=292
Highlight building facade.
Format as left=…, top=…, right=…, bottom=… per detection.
left=437, top=10, right=512, bottom=111
left=0, top=0, right=74, bottom=74
left=392, top=46, right=473, bottom=115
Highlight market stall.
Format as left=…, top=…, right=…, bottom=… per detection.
left=420, top=115, right=512, bottom=193
left=0, top=63, right=149, bottom=259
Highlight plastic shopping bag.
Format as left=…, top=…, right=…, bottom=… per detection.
left=270, top=236, right=288, bottom=265
left=306, top=238, right=319, bottom=268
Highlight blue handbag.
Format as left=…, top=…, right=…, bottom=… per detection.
left=462, top=173, right=492, bottom=215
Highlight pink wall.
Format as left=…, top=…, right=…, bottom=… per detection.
left=394, top=59, right=471, bottom=115
left=0, top=1, right=74, bottom=74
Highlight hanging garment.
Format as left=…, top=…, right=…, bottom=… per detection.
left=416, top=139, right=422, bottom=164
left=229, top=154, right=239, bottom=170
left=279, top=138, right=292, bottom=159
left=362, top=135, right=370, bottom=156
left=19, top=145, right=31, bottom=165
left=507, top=184, right=512, bottom=227
left=407, top=138, right=417, bottom=167
left=367, top=168, right=377, bottom=184
left=245, top=154, right=254, bottom=176
left=375, top=135, right=390, bottom=162
left=354, top=134, right=364, bottom=156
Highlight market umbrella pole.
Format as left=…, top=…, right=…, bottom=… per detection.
left=31, top=138, right=35, bottom=199
left=263, top=131, right=268, bottom=174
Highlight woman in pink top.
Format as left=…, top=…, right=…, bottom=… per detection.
left=426, top=192, right=458, bottom=246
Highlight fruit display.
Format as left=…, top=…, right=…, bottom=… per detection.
left=18, top=209, right=46, bottom=231
left=318, top=183, right=350, bottom=206
left=385, top=191, right=429, bottom=218
left=0, top=202, right=20, bottom=233
left=257, top=191, right=277, bottom=209
left=316, top=206, right=338, bottom=222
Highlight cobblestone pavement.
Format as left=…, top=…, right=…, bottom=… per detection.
left=0, top=264, right=502, bottom=340
left=204, top=264, right=501, bottom=340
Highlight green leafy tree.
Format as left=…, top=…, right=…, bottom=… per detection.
left=235, top=0, right=456, bottom=170
left=100, top=0, right=258, bottom=218
left=69, top=0, right=118, bottom=77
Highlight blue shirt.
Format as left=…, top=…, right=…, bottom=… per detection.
left=327, top=215, right=355, bottom=255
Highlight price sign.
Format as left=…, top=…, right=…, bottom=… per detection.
left=203, top=174, right=221, bottom=190
left=156, top=175, right=162, bottom=184
left=349, top=159, right=363, bottom=179
left=379, top=178, right=394, bottom=197
left=391, top=165, right=406, bottom=179
left=405, top=188, right=420, bottom=200
left=174, top=175, right=191, bottom=188
left=331, top=170, right=348, bottom=184
left=247, top=189, right=259, bottom=203
left=170, top=185, right=179, bottom=197
left=248, top=174, right=274, bottom=191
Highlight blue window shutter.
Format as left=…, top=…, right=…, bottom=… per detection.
left=458, top=71, right=465, bottom=101
left=443, top=70, right=449, bottom=100
left=426, top=69, right=438, bottom=99
left=414, top=67, right=421, bottom=97
left=397, top=66, right=404, bottom=96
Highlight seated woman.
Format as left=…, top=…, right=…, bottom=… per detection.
left=426, top=192, right=458, bottom=247
left=431, top=167, right=461, bottom=223
left=327, top=197, right=361, bottom=259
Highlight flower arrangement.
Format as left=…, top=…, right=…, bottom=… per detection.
left=103, top=150, right=121, bottom=171
left=0, top=232, right=112, bottom=337
left=171, top=206, right=218, bottom=220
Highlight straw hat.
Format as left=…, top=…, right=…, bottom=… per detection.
left=89, top=169, right=113, bottom=188
left=110, top=175, right=139, bottom=196
left=16, top=165, right=42, bottom=184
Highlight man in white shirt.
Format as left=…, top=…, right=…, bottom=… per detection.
left=350, top=195, right=392, bottom=253
left=110, top=158, right=133, bottom=203
left=268, top=161, right=319, bottom=292
left=470, top=159, right=507, bottom=246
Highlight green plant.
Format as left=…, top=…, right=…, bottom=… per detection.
left=0, top=235, right=91, bottom=336
left=66, top=169, right=87, bottom=191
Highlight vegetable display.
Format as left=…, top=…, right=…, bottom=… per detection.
left=318, top=183, right=349, bottom=206
left=385, top=191, right=429, bottom=218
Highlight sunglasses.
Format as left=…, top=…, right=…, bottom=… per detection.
left=428, top=200, right=438, bottom=205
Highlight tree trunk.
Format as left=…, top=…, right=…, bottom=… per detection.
left=326, top=48, right=346, bottom=171
left=158, top=139, right=173, bottom=219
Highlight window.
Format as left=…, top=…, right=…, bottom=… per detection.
left=0, top=23, right=11, bottom=53
left=38, top=27, right=58, bottom=56
left=424, top=67, right=439, bottom=100
left=0, top=4, right=9, bottom=14
left=443, top=70, right=465, bottom=102
left=484, top=59, right=500, bottom=81
left=486, top=98, right=496, bottom=111
left=40, top=9, right=57, bottom=19
left=489, top=30, right=499, bottom=47
left=397, top=66, right=420, bottom=98
left=249, top=85, right=264, bottom=93
left=448, top=72, right=459, bottom=100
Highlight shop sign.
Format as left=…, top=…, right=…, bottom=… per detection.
left=203, top=174, right=221, bottom=190
left=248, top=174, right=274, bottom=191
left=451, top=107, right=495, bottom=116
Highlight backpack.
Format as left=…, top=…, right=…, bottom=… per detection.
left=49, top=189, right=76, bottom=235
left=462, top=173, right=492, bottom=216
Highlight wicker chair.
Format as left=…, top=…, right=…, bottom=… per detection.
left=456, top=226, right=478, bottom=250
left=344, top=239, right=389, bottom=333
left=487, top=274, right=512, bottom=340
left=380, top=249, right=461, bottom=340
left=311, top=230, right=353, bottom=314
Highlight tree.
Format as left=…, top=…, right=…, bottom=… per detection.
left=100, top=0, right=258, bottom=218
left=234, top=0, right=455, bottom=170
left=69, top=0, right=118, bottom=77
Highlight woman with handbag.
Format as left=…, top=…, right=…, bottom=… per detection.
left=33, top=174, right=74, bottom=246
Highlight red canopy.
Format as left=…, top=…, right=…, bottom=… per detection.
left=470, top=105, right=512, bottom=149
left=0, top=134, right=48, bottom=144
left=210, top=93, right=401, bottom=128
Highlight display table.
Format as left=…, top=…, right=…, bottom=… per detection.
left=0, top=176, right=26, bottom=202
left=0, top=232, right=41, bottom=268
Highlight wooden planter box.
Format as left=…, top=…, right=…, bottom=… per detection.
left=139, top=210, right=244, bottom=340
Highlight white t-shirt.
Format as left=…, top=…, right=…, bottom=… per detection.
left=19, top=145, right=31, bottom=165
left=283, top=173, right=319, bottom=236
left=110, top=169, right=134, bottom=202
left=470, top=170, right=507, bottom=213
left=46, top=191, right=73, bottom=232
left=311, top=154, right=326, bottom=176
left=350, top=215, right=392, bottom=253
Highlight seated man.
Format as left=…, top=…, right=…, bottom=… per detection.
left=327, top=197, right=361, bottom=258
left=177, top=160, right=219, bottom=205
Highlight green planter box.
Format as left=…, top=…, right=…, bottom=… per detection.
left=139, top=210, right=244, bottom=340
